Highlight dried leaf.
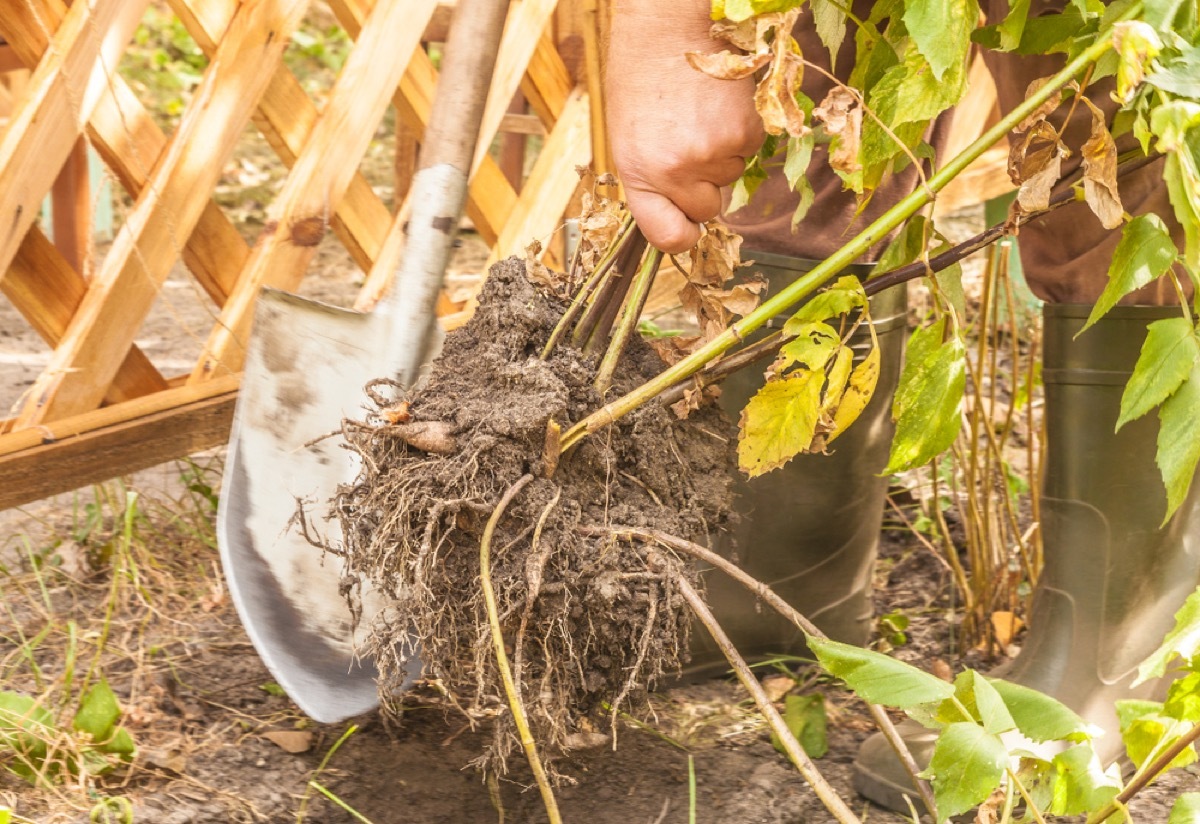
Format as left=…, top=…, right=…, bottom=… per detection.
left=1008, top=121, right=1067, bottom=212
left=541, top=419, right=561, bottom=478
left=710, top=18, right=759, bottom=52
left=649, top=334, right=703, bottom=365
left=686, top=49, right=771, bottom=80
left=1080, top=97, right=1124, bottom=229
left=689, top=221, right=744, bottom=286
left=1016, top=77, right=1064, bottom=132
left=525, top=240, right=559, bottom=293
left=813, top=87, right=863, bottom=173
left=670, top=384, right=721, bottom=419
left=263, top=730, right=313, bottom=754
left=754, top=11, right=808, bottom=137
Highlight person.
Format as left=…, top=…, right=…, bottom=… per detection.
left=606, top=0, right=1200, bottom=811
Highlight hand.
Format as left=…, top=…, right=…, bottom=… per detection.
left=606, top=0, right=763, bottom=253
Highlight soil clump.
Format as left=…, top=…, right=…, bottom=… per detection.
left=329, top=258, right=738, bottom=774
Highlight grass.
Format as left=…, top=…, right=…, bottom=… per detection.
left=0, top=460, right=229, bottom=821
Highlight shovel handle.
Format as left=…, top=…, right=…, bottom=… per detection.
left=383, top=0, right=511, bottom=384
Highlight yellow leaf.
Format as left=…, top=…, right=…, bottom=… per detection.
left=829, top=344, right=881, bottom=443
left=738, top=371, right=823, bottom=477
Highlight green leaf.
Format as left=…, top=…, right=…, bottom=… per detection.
left=771, top=694, right=829, bottom=758
left=997, top=0, right=1032, bottom=50
left=0, top=804, right=10, bottom=824
left=73, top=679, right=121, bottom=740
left=921, top=722, right=1007, bottom=822
left=717, top=0, right=805, bottom=21
left=1138, top=586, right=1200, bottom=683
left=1151, top=103, right=1200, bottom=276
left=738, top=371, right=823, bottom=477
left=728, top=158, right=769, bottom=214
left=0, top=691, right=54, bottom=762
left=1165, top=671, right=1200, bottom=722
left=777, top=322, right=840, bottom=371
left=1169, top=793, right=1200, bottom=824
left=784, top=134, right=814, bottom=191
left=1118, top=317, right=1200, bottom=429
left=789, top=276, right=868, bottom=323
left=952, top=670, right=1016, bottom=735
left=988, top=677, right=1094, bottom=743
left=1158, top=356, right=1200, bottom=521
left=1147, top=45, right=1200, bottom=98
left=810, top=0, right=848, bottom=65
left=1112, top=21, right=1162, bottom=102
left=808, top=635, right=955, bottom=708
left=1121, top=710, right=1197, bottom=770
left=903, top=0, right=979, bottom=81
left=886, top=322, right=967, bottom=473
left=1084, top=215, right=1180, bottom=332
left=1048, top=744, right=1122, bottom=816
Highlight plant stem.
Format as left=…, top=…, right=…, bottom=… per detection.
left=1086, top=721, right=1200, bottom=824
left=543, top=213, right=635, bottom=359
left=479, top=474, right=562, bottom=824
left=560, top=25, right=1129, bottom=452
left=589, top=525, right=939, bottom=821
left=1007, top=767, right=1048, bottom=824
left=573, top=229, right=647, bottom=351
left=675, top=574, right=864, bottom=824
left=595, top=248, right=663, bottom=393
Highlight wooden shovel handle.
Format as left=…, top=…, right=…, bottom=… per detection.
left=419, top=0, right=511, bottom=174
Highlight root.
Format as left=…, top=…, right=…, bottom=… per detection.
left=588, top=525, right=938, bottom=821
left=480, top=474, right=562, bottom=824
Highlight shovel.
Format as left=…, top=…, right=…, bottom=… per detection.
left=218, top=0, right=510, bottom=723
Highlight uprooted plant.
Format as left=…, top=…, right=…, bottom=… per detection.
left=315, top=0, right=1200, bottom=821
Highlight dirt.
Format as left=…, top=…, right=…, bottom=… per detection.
left=329, top=259, right=736, bottom=774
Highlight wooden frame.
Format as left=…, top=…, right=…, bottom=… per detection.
left=0, top=0, right=608, bottom=510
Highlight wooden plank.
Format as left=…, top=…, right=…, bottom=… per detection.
left=5, top=226, right=167, bottom=402
left=421, top=1, right=458, bottom=42
left=470, top=0, right=561, bottom=174
left=488, top=87, right=591, bottom=265
left=500, top=112, right=547, bottom=136
left=328, top=0, right=518, bottom=246
left=50, top=137, right=91, bottom=275
left=13, top=0, right=309, bottom=428
left=395, top=119, right=419, bottom=203
left=521, top=26, right=573, bottom=128
left=192, top=0, right=440, bottom=379
left=0, top=0, right=151, bottom=290
left=581, top=0, right=614, bottom=176
left=169, top=0, right=395, bottom=275
left=5, top=0, right=249, bottom=307
left=0, top=45, right=22, bottom=73
left=0, top=379, right=238, bottom=511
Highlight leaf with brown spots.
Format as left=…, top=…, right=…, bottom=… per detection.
left=813, top=86, right=863, bottom=174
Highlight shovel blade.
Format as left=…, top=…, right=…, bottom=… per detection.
left=218, top=288, right=418, bottom=722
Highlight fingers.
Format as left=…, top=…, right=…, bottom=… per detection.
left=626, top=187, right=704, bottom=254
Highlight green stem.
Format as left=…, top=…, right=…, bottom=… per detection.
left=595, top=248, right=663, bottom=394
left=560, top=23, right=1129, bottom=451
left=479, top=474, right=563, bottom=824
left=1086, top=720, right=1200, bottom=824
left=1007, top=766, right=1048, bottom=824
left=542, top=213, right=635, bottom=360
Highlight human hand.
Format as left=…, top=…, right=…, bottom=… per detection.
left=606, top=0, right=763, bottom=253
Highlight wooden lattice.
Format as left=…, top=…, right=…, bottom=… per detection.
left=0, top=0, right=607, bottom=509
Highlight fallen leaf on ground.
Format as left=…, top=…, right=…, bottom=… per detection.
left=263, top=730, right=313, bottom=754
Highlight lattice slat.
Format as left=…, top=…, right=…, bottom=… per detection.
left=14, top=0, right=310, bottom=426
left=0, top=0, right=151, bottom=288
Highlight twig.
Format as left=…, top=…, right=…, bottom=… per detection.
left=588, top=525, right=938, bottom=820
left=479, top=474, right=562, bottom=824
left=1086, top=721, right=1200, bottom=824
left=674, top=573, right=864, bottom=824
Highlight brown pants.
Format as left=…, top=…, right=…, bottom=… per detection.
left=722, top=0, right=1179, bottom=304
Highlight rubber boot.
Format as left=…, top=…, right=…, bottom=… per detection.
left=853, top=303, right=1200, bottom=813
left=688, top=252, right=907, bottom=673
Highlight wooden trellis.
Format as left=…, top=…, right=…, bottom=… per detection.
left=0, top=0, right=608, bottom=509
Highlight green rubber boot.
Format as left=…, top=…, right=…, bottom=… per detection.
left=853, top=303, right=1200, bottom=813
left=688, top=252, right=907, bottom=673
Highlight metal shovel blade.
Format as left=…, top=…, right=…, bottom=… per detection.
left=217, top=289, right=419, bottom=723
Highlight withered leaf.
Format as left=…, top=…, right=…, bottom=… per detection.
left=754, top=11, right=808, bottom=137
left=648, top=334, right=703, bottom=365
left=525, top=240, right=561, bottom=293
left=1008, top=121, right=1067, bottom=212
left=670, top=384, right=722, bottom=419
left=813, top=87, right=862, bottom=174
left=688, top=221, right=745, bottom=287
left=263, top=730, right=313, bottom=754
left=710, top=18, right=759, bottom=52
left=686, top=49, right=771, bottom=80
left=1079, top=98, right=1124, bottom=229
left=1015, top=77, right=1066, bottom=133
